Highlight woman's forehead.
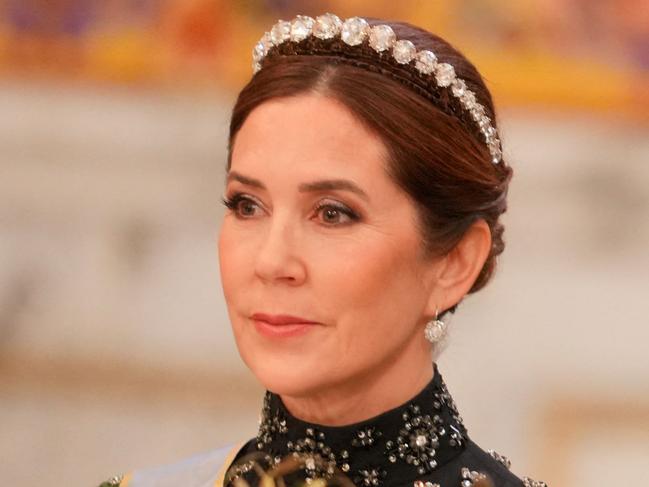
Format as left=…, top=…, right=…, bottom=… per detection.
left=232, top=94, right=388, bottom=174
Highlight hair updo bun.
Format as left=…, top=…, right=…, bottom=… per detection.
left=228, top=18, right=513, bottom=318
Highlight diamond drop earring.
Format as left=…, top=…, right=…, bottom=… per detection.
left=424, top=307, right=447, bottom=344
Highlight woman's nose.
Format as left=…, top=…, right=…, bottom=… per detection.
left=253, top=216, right=307, bottom=285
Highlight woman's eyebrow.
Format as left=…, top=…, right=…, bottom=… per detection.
left=226, top=171, right=264, bottom=189
left=299, top=180, right=370, bottom=202
left=226, top=171, right=370, bottom=202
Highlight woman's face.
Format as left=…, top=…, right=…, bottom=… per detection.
left=218, top=93, right=441, bottom=400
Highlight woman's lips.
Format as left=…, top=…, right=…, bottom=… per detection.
left=251, top=313, right=319, bottom=325
left=250, top=313, right=319, bottom=338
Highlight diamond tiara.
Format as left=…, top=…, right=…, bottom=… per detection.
left=251, top=13, right=503, bottom=165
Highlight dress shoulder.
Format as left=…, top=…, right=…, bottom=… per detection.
left=457, top=439, right=547, bottom=487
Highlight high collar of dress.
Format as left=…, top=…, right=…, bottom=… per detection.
left=255, top=363, right=469, bottom=487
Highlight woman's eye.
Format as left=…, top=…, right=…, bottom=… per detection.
left=221, top=194, right=262, bottom=218
left=315, top=203, right=359, bottom=226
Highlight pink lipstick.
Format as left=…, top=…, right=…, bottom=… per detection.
left=251, top=313, right=319, bottom=338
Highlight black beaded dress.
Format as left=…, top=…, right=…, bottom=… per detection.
left=225, top=363, right=546, bottom=487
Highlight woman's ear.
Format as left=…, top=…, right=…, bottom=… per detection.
left=425, top=219, right=492, bottom=315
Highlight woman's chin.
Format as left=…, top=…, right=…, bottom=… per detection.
left=246, top=353, right=335, bottom=397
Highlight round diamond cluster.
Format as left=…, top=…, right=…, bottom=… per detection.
left=252, top=13, right=503, bottom=165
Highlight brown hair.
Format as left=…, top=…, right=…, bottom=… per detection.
left=227, top=19, right=513, bottom=317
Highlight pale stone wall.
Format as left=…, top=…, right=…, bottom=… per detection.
left=1, top=81, right=647, bottom=486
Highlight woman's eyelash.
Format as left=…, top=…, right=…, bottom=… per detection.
left=221, top=193, right=250, bottom=211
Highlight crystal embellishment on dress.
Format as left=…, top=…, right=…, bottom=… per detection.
left=460, top=467, right=489, bottom=486
left=356, top=467, right=387, bottom=487
left=257, top=392, right=288, bottom=449
left=352, top=426, right=382, bottom=447
left=250, top=14, right=504, bottom=164
left=288, top=427, right=339, bottom=481
left=384, top=403, right=452, bottom=475
left=413, top=482, right=440, bottom=487
left=369, top=24, right=396, bottom=52
left=252, top=366, right=470, bottom=487
left=341, top=17, right=370, bottom=46
left=523, top=477, right=549, bottom=487
left=487, top=449, right=512, bottom=470
left=392, top=39, right=417, bottom=64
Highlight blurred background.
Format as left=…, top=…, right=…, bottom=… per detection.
left=0, top=1, right=648, bottom=486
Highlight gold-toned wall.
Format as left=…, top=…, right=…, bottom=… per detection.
left=1, top=0, right=648, bottom=114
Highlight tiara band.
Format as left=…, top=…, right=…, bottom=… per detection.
left=251, top=14, right=503, bottom=165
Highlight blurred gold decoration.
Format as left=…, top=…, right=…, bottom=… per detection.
left=0, top=1, right=646, bottom=113
left=459, top=467, right=495, bottom=487
left=0, top=0, right=649, bottom=120
left=226, top=451, right=357, bottom=487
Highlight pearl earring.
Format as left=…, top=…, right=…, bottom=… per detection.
left=424, top=307, right=447, bottom=344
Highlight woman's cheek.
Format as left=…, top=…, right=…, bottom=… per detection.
left=219, top=238, right=247, bottom=310
left=339, top=245, right=396, bottom=300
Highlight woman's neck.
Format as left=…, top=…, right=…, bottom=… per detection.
left=279, top=341, right=434, bottom=426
